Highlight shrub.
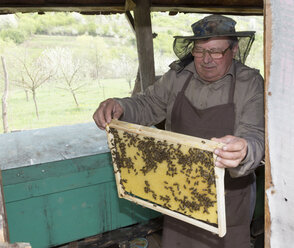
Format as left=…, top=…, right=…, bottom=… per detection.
left=87, top=22, right=97, bottom=36
left=0, top=28, right=27, bottom=44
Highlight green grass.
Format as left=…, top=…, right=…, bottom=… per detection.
left=2, top=78, right=133, bottom=133
left=0, top=33, right=136, bottom=133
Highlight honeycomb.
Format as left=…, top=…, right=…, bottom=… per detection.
left=107, top=126, right=219, bottom=224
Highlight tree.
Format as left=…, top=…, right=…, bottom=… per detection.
left=12, top=49, right=55, bottom=118
left=1, top=56, right=9, bottom=133
left=119, top=54, right=137, bottom=90
left=43, top=47, right=87, bottom=107
left=76, top=35, right=110, bottom=99
left=113, top=47, right=137, bottom=91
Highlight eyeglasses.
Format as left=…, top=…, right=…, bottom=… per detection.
left=192, top=45, right=232, bottom=59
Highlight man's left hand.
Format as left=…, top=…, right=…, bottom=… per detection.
left=211, top=135, right=247, bottom=168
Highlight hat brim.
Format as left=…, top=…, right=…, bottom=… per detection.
left=173, top=31, right=255, bottom=40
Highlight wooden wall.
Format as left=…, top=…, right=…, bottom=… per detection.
left=265, top=0, right=294, bottom=247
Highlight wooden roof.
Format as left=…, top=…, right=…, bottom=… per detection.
left=0, top=0, right=263, bottom=15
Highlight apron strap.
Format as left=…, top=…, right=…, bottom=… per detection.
left=228, top=66, right=236, bottom=104
left=179, top=73, right=193, bottom=96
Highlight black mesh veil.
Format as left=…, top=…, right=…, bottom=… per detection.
left=171, top=33, right=255, bottom=71
left=234, top=34, right=255, bottom=63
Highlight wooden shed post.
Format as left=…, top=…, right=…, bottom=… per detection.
left=133, top=0, right=155, bottom=92
left=265, top=0, right=294, bottom=247
left=264, top=0, right=272, bottom=247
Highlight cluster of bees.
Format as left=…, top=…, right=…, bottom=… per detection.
left=108, top=127, right=218, bottom=223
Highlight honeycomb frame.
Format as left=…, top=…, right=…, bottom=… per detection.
left=106, top=119, right=226, bottom=237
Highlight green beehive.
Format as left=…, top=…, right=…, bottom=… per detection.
left=0, top=123, right=160, bottom=248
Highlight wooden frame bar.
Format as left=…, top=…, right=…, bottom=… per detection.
left=106, top=119, right=226, bottom=237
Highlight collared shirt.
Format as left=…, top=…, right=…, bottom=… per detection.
left=117, top=60, right=264, bottom=177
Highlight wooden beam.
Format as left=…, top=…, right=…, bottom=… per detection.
left=125, top=0, right=135, bottom=34
left=151, top=6, right=263, bottom=15
left=125, top=11, right=135, bottom=34
left=0, top=6, right=263, bottom=15
left=264, top=0, right=272, bottom=247
left=133, top=0, right=155, bottom=92
left=0, top=6, right=125, bottom=15
left=0, top=2, right=263, bottom=15
left=125, top=0, right=136, bottom=11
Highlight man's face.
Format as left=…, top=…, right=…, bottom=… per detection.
left=192, top=37, right=237, bottom=82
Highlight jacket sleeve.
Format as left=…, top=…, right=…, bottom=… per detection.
left=115, top=70, right=175, bottom=126
left=229, top=72, right=265, bottom=178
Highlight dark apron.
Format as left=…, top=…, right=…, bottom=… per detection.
left=162, top=72, right=254, bottom=248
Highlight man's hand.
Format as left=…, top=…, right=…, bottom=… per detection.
left=211, top=135, right=248, bottom=168
left=93, top=98, right=124, bottom=130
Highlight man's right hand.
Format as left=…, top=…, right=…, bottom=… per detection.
left=93, top=98, right=124, bottom=130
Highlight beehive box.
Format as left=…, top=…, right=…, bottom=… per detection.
left=106, top=120, right=226, bottom=237
left=0, top=123, right=160, bottom=248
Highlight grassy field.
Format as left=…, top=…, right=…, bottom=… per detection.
left=1, top=32, right=136, bottom=133
left=2, top=78, right=132, bottom=133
